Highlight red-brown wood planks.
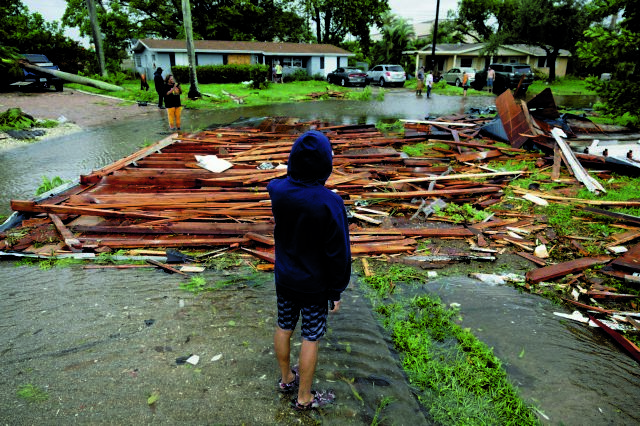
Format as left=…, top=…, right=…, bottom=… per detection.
left=526, top=256, right=612, bottom=283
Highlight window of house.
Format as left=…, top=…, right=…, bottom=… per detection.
left=135, top=55, right=142, bottom=67
left=320, top=57, right=324, bottom=69
left=460, top=58, right=472, bottom=67
left=223, top=54, right=228, bottom=65
left=169, top=53, right=176, bottom=67
left=537, top=57, right=547, bottom=67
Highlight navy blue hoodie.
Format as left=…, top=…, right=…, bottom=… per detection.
left=267, top=130, right=351, bottom=303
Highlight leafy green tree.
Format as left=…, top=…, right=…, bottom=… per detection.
left=370, top=13, right=415, bottom=68
left=577, top=0, right=640, bottom=120
left=63, top=0, right=312, bottom=49
left=1, top=0, right=92, bottom=78
left=300, top=0, right=390, bottom=52
left=505, top=0, right=590, bottom=81
left=454, top=0, right=591, bottom=81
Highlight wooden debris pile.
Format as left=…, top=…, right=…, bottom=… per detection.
left=0, top=95, right=639, bottom=296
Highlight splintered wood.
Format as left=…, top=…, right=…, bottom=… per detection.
left=1, top=117, right=524, bottom=261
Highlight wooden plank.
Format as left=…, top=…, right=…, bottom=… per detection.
left=11, top=200, right=169, bottom=220
left=245, top=232, right=275, bottom=246
left=146, top=259, right=188, bottom=275
left=359, top=186, right=502, bottom=199
left=241, top=247, right=276, bottom=263
left=552, top=142, right=562, bottom=180
left=551, top=128, right=606, bottom=193
left=588, top=314, right=640, bottom=365
left=365, top=171, right=527, bottom=187
left=526, top=256, right=612, bottom=283
left=49, top=214, right=82, bottom=252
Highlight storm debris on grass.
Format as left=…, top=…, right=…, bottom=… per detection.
left=1, top=90, right=639, bottom=355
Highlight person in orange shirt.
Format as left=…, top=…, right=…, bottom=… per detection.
left=462, top=71, right=470, bottom=97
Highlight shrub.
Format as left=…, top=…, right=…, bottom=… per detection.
left=283, top=69, right=313, bottom=83
left=171, top=64, right=269, bottom=85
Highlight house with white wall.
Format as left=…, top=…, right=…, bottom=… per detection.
left=404, top=43, right=571, bottom=78
left=131, top=38, right=354, bottom=80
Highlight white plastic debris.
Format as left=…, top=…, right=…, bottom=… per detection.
left=427, top=271, right=438, bottom=278
left=195, top=155, right=233, bottom=173
left=607, top=246, right=628, bottom=254
left=57, top=115, right=68, bottom=124
left=211, top=354, right=223, bottom=362
left=186, top=355, right=200, bottom=365
left=553, top=310, right=589, bottom=323
left=534, top=244, right=549, bottom=258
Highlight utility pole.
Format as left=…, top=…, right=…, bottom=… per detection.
left=430, top=0, right=441, bottom=75
left=182, top=0, right=202, bottom=99
left=86, top=0, right=106, bottom=76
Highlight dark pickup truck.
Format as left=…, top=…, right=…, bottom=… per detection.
left=17, top=54, right=64, bottom=92
left=472, top=63, right=534, bottom=94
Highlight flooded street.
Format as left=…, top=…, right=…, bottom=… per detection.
left=2, top=90, right=639, bottom=425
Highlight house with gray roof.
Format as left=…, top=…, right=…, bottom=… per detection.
left=404, top=43, right=571, bottom=78
left=131, top=38, right=354, bottom=81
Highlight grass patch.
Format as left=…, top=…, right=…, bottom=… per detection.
left=16, top=384, right=49, bottom=402
left=528, top=76, right=597, bottom=96
left=402, top=142, right=452, bottom=157
left=375, top=119, right=405, bottom=135
left=67, top=79, right=351, bottom=110
left=35, top=176, right=71, bottom=196
left=434, top=203, right=491, bottom=224
left=361, top=263, right=538, bottom=425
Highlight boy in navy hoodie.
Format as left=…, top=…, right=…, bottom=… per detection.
left=267, top=130, right=351, bottom=411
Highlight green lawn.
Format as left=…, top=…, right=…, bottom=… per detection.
left=67, top=79, right=354, bottom=110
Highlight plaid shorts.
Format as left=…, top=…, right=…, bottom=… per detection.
left=277, top=294, right=328, bottom=342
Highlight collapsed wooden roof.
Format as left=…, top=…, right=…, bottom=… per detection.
left=1, top=91, right=640, bottom=290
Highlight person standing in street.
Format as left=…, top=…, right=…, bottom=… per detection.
left=462, top=71, right=470, bottom=97
left=426, top=70, right=434, bottom=98
left=154, top=67, right=165, bottom=109
left=416, top=66, right=425, bottom=96
left=163, top=74, right=182, bottom=131
left=267, top=130, right=352, bottom=411
left=487, top=67, right=495, bottom=93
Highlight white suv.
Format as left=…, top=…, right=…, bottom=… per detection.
left=366, top=64, right=406, bottom=87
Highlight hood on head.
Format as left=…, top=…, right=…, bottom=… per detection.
left=287, top=130, right=333, bottom=184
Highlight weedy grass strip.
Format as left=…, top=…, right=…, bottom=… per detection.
left=361, top=264, right=539, bottom=425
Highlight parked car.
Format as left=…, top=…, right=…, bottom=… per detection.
left=327, top=67, right=368, bottom=87
left=18, top=54, right=64, bottom=92
left=366, top=64, right=406, bottom=87
left=473, top=63, right=534, bottom=93
left=440, top=67, right=476, bottom=87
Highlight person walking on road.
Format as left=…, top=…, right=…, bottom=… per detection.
left=154, top=67, right=165, bottom=109
left=267, top=130, right=352, bottom=411
left=163, top=74, right=182, bottom=131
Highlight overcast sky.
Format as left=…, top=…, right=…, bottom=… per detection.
left=23, top=0, right=460, bottom=43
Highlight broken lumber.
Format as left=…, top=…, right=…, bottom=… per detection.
left=526, top=256, right=612, bottom=283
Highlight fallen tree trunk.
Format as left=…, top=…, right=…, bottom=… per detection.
left=20, top=61, right=124, bottom=92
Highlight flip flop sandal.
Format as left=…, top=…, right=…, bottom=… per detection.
left=277, top=365, right=299, bottom=393
left=291, top=389, right=336, bottom=411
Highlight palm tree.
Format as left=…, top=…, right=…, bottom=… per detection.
left=373, top=13, right=415, bottom=66
left=182, top=0, right=201, bottom=99
left=86, top=0, right=106, bottom=76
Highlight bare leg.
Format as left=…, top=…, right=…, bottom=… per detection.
left=297, top=339, right=319, bottom=405
left=274, top=327, right=295, bottom=384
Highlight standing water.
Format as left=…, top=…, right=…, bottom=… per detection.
left=1, top=91, right=638, bottom=425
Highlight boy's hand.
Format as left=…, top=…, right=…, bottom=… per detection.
left=329, top=300, right=341, bottom=313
